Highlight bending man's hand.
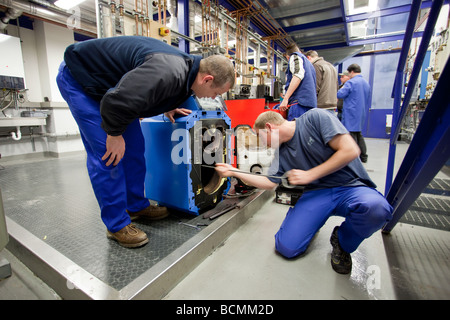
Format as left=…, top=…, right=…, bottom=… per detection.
left=164, top=108, right=192, bottom=123
left=102, top=134, right=125, bottom=166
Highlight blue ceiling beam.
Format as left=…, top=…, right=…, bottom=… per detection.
left=283, top=17, right=343, bottom=33
left=302, top=41, right=348, bottom=52
left=348, top=31, right=423, bottom=46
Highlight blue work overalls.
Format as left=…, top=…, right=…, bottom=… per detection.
left=56, top=62, right=150, bottom=233
left=274, top=186, right=392, bottom=257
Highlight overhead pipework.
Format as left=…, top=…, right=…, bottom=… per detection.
left=0, top=0, right=289, bottom=93
left=0, top=0, right=97, bottom=37
left=94, top=0, right=288, bottom=87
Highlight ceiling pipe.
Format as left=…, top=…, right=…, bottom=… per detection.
left=0, top=0, right=97, bottom=36
left=0, top=7, right=22, bottom=31
left=0, top=0, right=287, bottom=64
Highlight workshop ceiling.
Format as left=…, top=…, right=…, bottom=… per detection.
left=220, top=0, right=433, bottom=64
left=59, top=0, right=433, bottom=64
left=2, top=0, right=433, bottom=65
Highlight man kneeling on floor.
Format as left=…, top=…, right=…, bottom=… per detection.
left=214, top=109, right=392, bottom=274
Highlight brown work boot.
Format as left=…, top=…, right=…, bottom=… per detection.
left=127, top=204, right=169, bottom=221
left=106, top=224, right=149, bottom=248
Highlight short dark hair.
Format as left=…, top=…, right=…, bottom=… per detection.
left=347, top=63, right=361, bottom=73
left=286, top=42, right=300, bottom=56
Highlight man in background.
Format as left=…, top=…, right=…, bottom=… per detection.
left=337, top=64, right=370, bottom=163
left=337, top=71, right=350, bottom=121
left=305, top=50, right=338, bottom=115
left=279, top=43, right=317, bottom=120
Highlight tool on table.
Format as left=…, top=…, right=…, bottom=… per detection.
left=178, top=221, right=201, bottom=230
left=208, top=203, right=240, bottom=220
left=201, top=164, right=304, bottom=189
left=196, top=223, right=209, bottom=227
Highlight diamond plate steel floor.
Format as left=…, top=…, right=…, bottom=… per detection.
left=400, top=178, right=450, bottom=231
left=0, top=153, right=270, bottom=299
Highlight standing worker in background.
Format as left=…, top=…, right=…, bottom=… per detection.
left=305, top=50, right=338, bottom=115
left=337, top=71, right=350, bottom=121
left=337, top=64, right=370, bottom=163
left=279, top=43, right=317, bottom=120
left=56, top=36, right=235, bottom=248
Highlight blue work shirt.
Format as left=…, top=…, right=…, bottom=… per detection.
left=337, top=74, right=371, bottom=132
left=268, top=108, right=376, bottom=190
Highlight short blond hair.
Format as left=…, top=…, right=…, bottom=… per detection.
left=199, top=55, right=235, bottom=88
left=254, top=111, right=285, bottom=129
left=305, top=50, right=319, bottom=58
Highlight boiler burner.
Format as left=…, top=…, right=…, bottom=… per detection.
left=141, top=96, right=231, bottom=215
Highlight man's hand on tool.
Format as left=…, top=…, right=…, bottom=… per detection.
left=164, top=108, right=192, bottom=123
left=286, top=169, right=315, bottom=186
left=103, top=134, right=125, bottom=166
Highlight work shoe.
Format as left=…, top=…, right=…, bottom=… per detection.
left=330, top=226, right=352, bottom=274
left=127, top=204, right=169, bottom=221
left=107, top=224, right=149, bottom=248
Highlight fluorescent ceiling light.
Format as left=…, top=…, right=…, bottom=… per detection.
left=55, top=0, right=87, bottom=10
left=348, top=0, right=378, bottom=15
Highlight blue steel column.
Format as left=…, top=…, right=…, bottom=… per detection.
left=364, top=54, right=376, bottom=137
left=383, top=0, right=448, bottom=232
left=383, top=57, right=450, bottom=233
left=339, top=0, right=349, bottom=46
left=390, top=0, right=444, bottom=142
left=384, top=0, right=422, bottom=194
left=178, top=0, right=189, bottom=53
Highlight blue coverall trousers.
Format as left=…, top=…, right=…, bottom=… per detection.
left=56, top=62, right=150, bottom=233
left=287, top=103, right=313, bottom=121
left=275, top=186, right=392, bottom=257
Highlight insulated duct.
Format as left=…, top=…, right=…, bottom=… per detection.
left=0, top=7, right=22, bottom=31
left=0, top=0, right=97, bottom=36
left=166, top=0, right=177, bottom=30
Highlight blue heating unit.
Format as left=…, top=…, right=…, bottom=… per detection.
left=141, top=96, right=231, bottom=215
